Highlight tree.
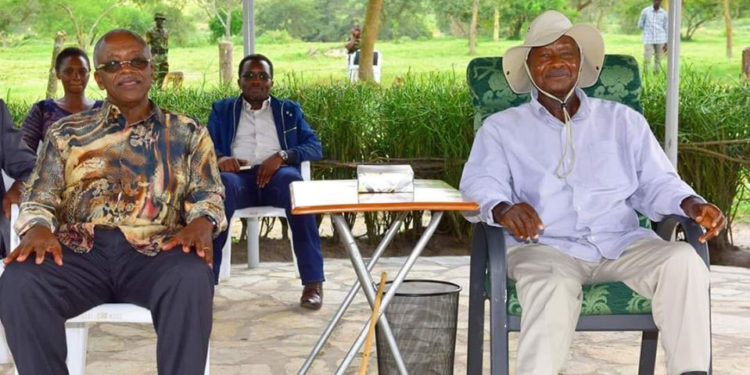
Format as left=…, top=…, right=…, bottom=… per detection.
left=468, top=0, right=479, bottom=55
left=59, top=2, right=117, bottom=50
left=198, top=0, right=239, bottom=42
left=197, top=0, right=239, bottom=84
left=682, top=0, right=720, bottom=41
left=359, top=0, right=383, bottom=82
left=498, top=0, right=571, bottom=40
left=723, top=0, right=733, bottom=58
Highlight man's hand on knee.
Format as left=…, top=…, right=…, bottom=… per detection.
left=492, top=202, right=545, bottom=242
left=4, top=225, right=63, bottom=266
left=256, top=154, right=283, bottom=188
left=161, top=217, right=214, bottom=266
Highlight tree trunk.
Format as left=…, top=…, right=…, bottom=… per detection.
left=596, top=8, right=605, bottom=30
left=468, top=0, right=479, bottom=55
left=493, top=7, right=499, bottom=41
left=219, top=41, right=233, bottom=85
left=224, top=2, right=232, bottom=41
left=723, top=0, right=733, bottom=58
left=46, top=32, right=66, bottom=99
left=358, top=0, right=384, bottom=82
left=742, top=47, right=750, bottom=79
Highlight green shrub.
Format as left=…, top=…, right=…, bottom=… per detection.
left=5, top=71, right=747, bottom=242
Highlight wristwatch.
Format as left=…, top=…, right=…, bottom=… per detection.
left=277, top=150, right=289, bottom=162
left=204, top=215, right=218, bottom=229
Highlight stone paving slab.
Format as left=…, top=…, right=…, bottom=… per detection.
left=1, top=258, right=748, bottom=374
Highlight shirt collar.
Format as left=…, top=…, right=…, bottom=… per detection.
left=529, top=87, right=591, bottom=123
left=101, top=99, right=163, bottom=127
left=242, top=97, right=270, bottom=113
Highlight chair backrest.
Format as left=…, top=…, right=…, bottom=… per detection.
left=349, top=50, right=381, bottom=67
left=466, top=54, right=642, bottom=132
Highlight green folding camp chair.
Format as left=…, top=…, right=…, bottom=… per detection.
left=465, top=54, right=712, bottom=375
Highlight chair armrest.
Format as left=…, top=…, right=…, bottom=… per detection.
left=654, top=215, right=709, bottom=267
left=301, top=161, right=311, bottom=181
left=471, top=223, right=508, bottom=295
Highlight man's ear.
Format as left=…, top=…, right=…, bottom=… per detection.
left=94, top=71, right=105, bottom=90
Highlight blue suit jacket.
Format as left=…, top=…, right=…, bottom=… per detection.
left=206, top=95, right=323, bottom=170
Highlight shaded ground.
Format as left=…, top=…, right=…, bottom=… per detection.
left=230, top=232, right=470, bottom=264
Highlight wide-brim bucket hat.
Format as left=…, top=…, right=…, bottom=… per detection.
left=502, top=10, right=604, bottom=94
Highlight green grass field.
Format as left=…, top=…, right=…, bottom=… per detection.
left=1, top=23, right=749, bottom=103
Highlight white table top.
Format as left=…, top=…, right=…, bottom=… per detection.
left=290, top=179, right=478, bottom=215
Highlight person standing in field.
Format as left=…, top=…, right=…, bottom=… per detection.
left=145, top=13, right=169, bottom=89
left=638, top=0, right=668, bottom=74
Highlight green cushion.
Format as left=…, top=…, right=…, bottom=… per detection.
left=466, top=54, right=643, bottom=132
left=469, top=54, right=653, bottom=316
left=506, top=280, right=652, bottom=316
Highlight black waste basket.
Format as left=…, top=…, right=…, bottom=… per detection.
left=376, top=279, right=462, bottom=375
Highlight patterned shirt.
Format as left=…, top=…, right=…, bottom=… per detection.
left=16, top=101, right=227, bottom=255
left=638, top=6, right=668, bottom=45
left=21, top=99, right=103, bottom=152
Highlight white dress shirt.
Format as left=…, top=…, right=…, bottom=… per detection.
left=232, top=98, right=281, bottom=166
left=460, top=88, right=700, bottom=262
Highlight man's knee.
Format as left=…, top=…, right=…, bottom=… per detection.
left=272, top=167, right=303, bottom=185
left=661, top=242, right=710, bottom=281
left=0, top=262, right=48, bottom=316
left=157, top=254, right=214, bottom=297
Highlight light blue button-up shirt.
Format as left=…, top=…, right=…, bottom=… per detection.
left=460, top=89, right=700, bottom=262
left=638, top=6, right=668, bottom=45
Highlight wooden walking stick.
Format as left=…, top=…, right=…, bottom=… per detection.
left=358, top=271, right=388, bottom=375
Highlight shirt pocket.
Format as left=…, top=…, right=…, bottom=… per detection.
left=582, top=141, right=630, bottom=190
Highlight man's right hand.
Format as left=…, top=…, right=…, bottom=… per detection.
left=4, top=225, right=63, bottom=266
left=492, top=202, right=545, bottom=241
left=217, top=157, right=249, bottom=173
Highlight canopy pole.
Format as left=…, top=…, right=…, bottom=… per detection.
left=665, top=0, right=682, bottom=167
left=242, top=0, right=255, bottom=56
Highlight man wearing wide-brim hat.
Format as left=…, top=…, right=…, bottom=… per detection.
left=460, top=10, right=722, bottom=375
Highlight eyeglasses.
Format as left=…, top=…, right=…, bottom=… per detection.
left=241, top=72, right=271, bottom=80
left=95, top=58, right=151, bottom=73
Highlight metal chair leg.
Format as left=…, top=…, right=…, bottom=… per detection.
left=638, top=330, right=658, bottom=375
left=467, top=224, right=489, bottom=374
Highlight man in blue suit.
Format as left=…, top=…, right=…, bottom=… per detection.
left=207, top=54, right=325, bottom=309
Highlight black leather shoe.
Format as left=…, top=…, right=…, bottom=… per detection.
left=300, top=282, right=323, bottom=310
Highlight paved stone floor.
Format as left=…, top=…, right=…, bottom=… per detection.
left=1, top=257, right=748, bottom=374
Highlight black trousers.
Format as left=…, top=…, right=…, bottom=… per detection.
left=0, top=228, right=214, bottom=375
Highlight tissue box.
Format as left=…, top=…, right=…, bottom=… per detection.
left=356, top=164, right=414, bottom=193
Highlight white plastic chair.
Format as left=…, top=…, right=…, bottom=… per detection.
left=218, top=161, right=311, bottom=281
left=347, top=50, right=382, bottom=83
left=4, top=204, right=210, bottom=374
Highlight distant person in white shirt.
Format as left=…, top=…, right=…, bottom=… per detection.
left=638, top=0, right=668, bottom=74
left=461, top=11, right=722, bottom=375
left=206, top=54, right=325, bottom=310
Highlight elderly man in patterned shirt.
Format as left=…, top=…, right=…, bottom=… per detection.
left=0, top=29, right=225, bottom=375
left=638, top=0, right=668, bottom=74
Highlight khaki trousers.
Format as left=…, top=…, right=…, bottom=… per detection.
left=507, top=238, right=710, bottom=375
left=644, top=43, right=666, bottom=73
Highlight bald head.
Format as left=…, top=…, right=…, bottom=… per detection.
left=93, top=29, right=150, bottom=67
